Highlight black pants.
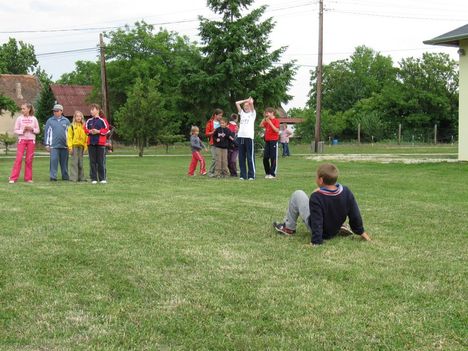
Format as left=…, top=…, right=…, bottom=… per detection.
left=88, top=145, right=106, bottom=181
left=263, top=140, right=278, bottom=176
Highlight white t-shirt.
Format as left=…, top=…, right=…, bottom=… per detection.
left=237, top=110, right=256, bottom=139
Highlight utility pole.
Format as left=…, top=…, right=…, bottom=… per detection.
left=313, top=0, right=324, bottom=153
left=99, top=33, right=110, bottom=122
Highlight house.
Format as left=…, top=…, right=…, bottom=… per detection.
left=50, top=84, right=94, bottom=118
left=0, top=74, right=41, bottom=135
left=424, top=24, right=468, bottom=161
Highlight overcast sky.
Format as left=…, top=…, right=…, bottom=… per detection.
left=1, top=0, right=467, bottom=109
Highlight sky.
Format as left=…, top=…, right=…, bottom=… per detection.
left=1, top=0, right=467, bottom=110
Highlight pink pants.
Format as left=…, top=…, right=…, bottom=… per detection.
left=188, top=151, right=206, bottom=175
left=10, top=139, right=35, bottom=182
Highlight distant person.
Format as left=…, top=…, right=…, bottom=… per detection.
left=235, top=97, right=256, bottom=180
left=67, top=110, right=88, bottom=182
left=273, top=163, right=371, bottom=246
left=280, top=123, right=293, bottom=157
left=227, top=113, right=239, bottom=177
left=260, top=107, right=280, bottom=179
left=205, top=109, right=223, bottom=177
left=44, top=104, right=70, bottom=181
left=84, top=103, right=109, bottom=184
left=213, top=118, right=234, bottom=178
left=188, top=125, right=207, bottom=176
left=8, top=103, right=40, bottom=183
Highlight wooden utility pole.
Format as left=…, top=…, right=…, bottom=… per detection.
left=434, top=124, right=437, bottom=144
left=398, top=123, right=402, bottom=145
left=313, top=0, right=324, bottom=153
left=357, top=123, right=361, bottom=145
left=99, top=33, right=110, bottom=122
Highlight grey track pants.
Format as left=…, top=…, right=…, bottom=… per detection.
left=283, top=190, right=312, bottom=231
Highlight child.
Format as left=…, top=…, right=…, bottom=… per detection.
left=273, top=163, right=371, bottom=246
left=67, top=110, right=88, bottom=182
left=205, top=109, right=223, bottom=177
left=213, top=118, right=234, bottom=178
left=84, top=103, right=109, bottom=184
left=235, top=97, right=256, bottom=180
left=260, top=107, right=280, bottom=179
left=8, top=103, right=40, bottom=183
left=227, top=113, right=239, bottom=177
left=188, top=126, right=207, bottom=176
left=280, top=123, right=293, bottom=157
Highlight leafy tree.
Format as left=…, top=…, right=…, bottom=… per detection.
left=57, top=60, right=100, bottom=85
left=308, top=46, right=396, bottom=114
left=34, top=70, right=56, bottom=135
left=0, top=38, right=38, bottom=74
left=195, top=0, right=297, bottom=113
left=104, top=22, right=202, bottom=133
left=0, top=132, right=17, bottom=155
left=114, top=78, right=174, bottom=157
left=0, top=94, right=18, bottom=116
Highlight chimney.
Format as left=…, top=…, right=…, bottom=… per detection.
left=16, top=82, right=24, bottom=100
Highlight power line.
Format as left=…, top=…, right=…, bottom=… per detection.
left=329, top=9, right=468, bottom=22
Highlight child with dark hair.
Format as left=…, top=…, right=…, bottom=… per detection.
left=213, top=118, right=234, bottom=178
left=227, top=113, right=239, bottom=177
left=260, top=107, right=280, bottom=179
left=205, top=109, right=223, bottom=177
left=273, top=163, right=371, bottom=246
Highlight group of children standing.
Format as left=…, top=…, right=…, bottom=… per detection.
left=189, top=97, right=288, bottom=180
left=8, top=102, right=109, bottom=184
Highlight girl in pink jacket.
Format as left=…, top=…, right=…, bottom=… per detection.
left=9, top=103, right=40, bottom=183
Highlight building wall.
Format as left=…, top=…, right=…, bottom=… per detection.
left=460, top=39, right=468, bottom=161
left=0, top=111, right=19, bottom=135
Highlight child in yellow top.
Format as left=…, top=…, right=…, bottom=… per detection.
left=67, top=111, right=88, bottom=181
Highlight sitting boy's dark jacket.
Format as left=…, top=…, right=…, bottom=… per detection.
left=308, top=184, right=364, bottom=245
left=213, top=127, right=233, bottom=149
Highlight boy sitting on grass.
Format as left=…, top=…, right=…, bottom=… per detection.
left=273, top=163, right=371, bottom=246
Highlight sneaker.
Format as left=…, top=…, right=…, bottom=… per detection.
left=50, top=178, right=57, bottom=182
left=273, top=222, right=296, bottom=236
left=239, top=178, right=245, bottom=180
left=100, top=180, right=107, bottom=184
left=200, top=172, right=207, bottom=176
left=248, top=178, right=255, bottom=181
left=25, top=180, right=33, bottom=183
left=91, top=180, right=97, bottom=184
left=8, top=180, right=15, bottom=184
left=338, top=224, right=353, bottom=236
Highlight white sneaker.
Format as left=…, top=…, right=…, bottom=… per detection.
left=8, top=180, right=15, bottom=184
left=248, top=178, right=255, bottom=181
left=239, top=178, right=245, bottom=180
left=100, top=180, right=107, bottom=184
left=91, top=180, right=97, bottom=184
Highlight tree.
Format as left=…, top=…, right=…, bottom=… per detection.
left=0, top=94, right=18, bottom=116
left=34, top=69, right=56, bottom=132
left=114, top=78, right=174, bottom=157
left=57, top=60, right=100, bottom=85
left=0, top=133, right=17, bottom=155
left=308, top=46, right=396, bottom=114
left=195, top=0, right=296, bottom=113
left=0, top=38, right=38, bottom=74
left=104, top=22, right=202, bottom=134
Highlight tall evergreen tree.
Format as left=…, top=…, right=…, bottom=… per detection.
left=196, top=0, right=296, bottom=113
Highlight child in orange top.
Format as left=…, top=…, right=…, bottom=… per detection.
left=67, top=111, right=88, bottom=181
left=9, top=103, right=40, bottom=183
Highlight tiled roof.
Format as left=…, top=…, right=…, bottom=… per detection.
left=424, top=24, right=468, bottom=47
left=50, top=84, right=94, bottom=117
left=278, top=117, right=304, bottom=124
left=0, top=74, right=41, bottom=107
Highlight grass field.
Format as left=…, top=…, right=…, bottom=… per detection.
left=0, top=146, right=467, bottom=350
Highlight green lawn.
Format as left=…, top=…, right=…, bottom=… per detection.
left=0, top=149, right=467, bottom=350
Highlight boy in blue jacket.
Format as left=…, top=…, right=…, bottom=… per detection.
left=273, top=163, right=371, bottom=246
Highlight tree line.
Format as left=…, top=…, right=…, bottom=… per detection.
left=292, top=46, right=458, bottom=143
left=0, top=0, right=460, bottom=152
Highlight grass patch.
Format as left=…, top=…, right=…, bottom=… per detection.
left=0, top=150, right=466, bottom=350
